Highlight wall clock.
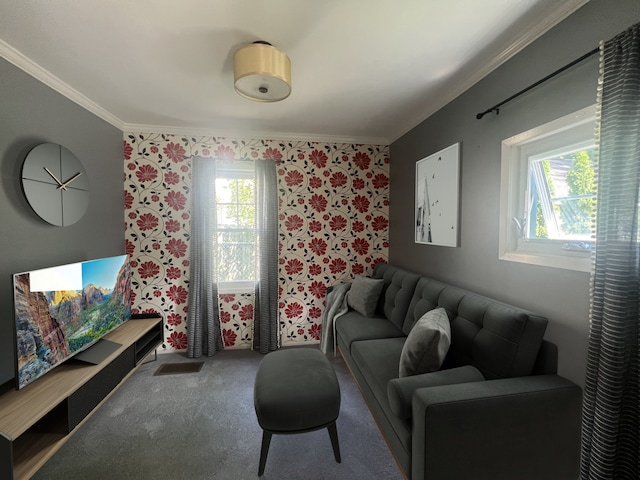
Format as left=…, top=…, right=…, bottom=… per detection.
left=21, top=143, right=90, bottom=226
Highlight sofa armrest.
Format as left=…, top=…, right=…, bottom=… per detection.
left=387, top=366, right=484, bottom=419
left=411, top=375, right=582, bottom=480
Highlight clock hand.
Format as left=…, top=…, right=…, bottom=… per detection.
left=59, top=172, right=83, bottom=190
left=43, top=167, right=65, bottom=189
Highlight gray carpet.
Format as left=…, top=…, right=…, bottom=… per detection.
left=33, top=347, right=404, bottom=480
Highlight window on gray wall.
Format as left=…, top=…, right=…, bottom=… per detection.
left=499, top=105, right=596, bottom=272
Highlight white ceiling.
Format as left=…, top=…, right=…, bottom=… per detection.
left=0, top=0, right=587, bottom=145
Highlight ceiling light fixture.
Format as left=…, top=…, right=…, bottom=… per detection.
left=233, top=41, right=291, bottom=102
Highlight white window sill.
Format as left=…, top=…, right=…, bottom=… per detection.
left=218, top=281, right=255, bottom=294
left=499, top=249, right=591, bottom=272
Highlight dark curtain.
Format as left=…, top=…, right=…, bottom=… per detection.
left=253, top=159, right=279, bottom=353
left=186, top=157, right=223, bottom=357
left=580, top=23, right=640, bottom=479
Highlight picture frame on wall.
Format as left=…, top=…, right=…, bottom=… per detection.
left=415, top=143, right=460, bottom=247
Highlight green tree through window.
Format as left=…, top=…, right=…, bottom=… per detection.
left=565, top=150, right=596, bottom=234
left=529, top=147, right=596, bottom=241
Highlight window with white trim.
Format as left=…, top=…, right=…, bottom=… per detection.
left=499, top=105, right=596, bottom=272
left=214, top=160, right=256, bottom=292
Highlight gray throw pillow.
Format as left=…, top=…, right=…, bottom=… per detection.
left=347, top=275, right=384, bottom=318
left=399, top=307, right=451, bottom=377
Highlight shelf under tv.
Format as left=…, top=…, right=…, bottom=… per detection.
left=0, top=316, right=163, bottom=480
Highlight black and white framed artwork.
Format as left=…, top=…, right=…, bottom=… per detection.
left=415, top=143, right=460, bottom=247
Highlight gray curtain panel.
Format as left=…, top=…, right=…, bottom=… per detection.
left=186, top=157, right=224, bottom=358
left=253, top=159, right=279, bottom=353
left=580, top=23, right=640, bottom=480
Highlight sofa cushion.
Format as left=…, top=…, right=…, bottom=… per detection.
left=402, top=277, right=448, bottom=334
left=351, top=337, right=412, bottom=452
left=446, top=293, right=548, bottom=379
left=387, top=365, right=485, bottom=419
left=352, top=338, right=405, bottom=405
left=335, top=311, right=405, bottom=353
left=399, top=308, right=451, bottom=377
left=373, top=263, right=420, bottom=329
left=347, top=275, right=385, bottom=318
left=402, top=277, right=548, bottom=379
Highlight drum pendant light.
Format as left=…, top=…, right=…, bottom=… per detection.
left=233, top=41, right=291, bottom=102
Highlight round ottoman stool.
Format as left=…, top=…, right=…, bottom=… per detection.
left=253, top=348, right=341, bottom=476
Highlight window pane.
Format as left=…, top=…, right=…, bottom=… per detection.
left=214, top=169, right=256, bottom=283
left=528, top=147, right=596, bottom=241
left=236, top=204, right=255, bottom=227
left=215, top=230, right=256, bottom=282
left=215, top=178, right=234, bottom=203
left=233, top=179, right=255, bottom=205
left=217, top=204, right=237, bottom=227
left=216, top=180, right=255, bottom=226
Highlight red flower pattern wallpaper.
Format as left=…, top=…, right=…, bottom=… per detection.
left=124, top=133, right=389, bottom=351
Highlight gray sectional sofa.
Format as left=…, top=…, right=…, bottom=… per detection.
left=334, top=263, right=582, bottom=480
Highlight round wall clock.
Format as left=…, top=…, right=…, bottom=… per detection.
left=21, top=143, right=90, bottom=226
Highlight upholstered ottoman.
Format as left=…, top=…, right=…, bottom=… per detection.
left=253, top=348, right=341, bottom=476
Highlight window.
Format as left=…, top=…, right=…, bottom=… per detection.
left=499, top=105, right=597, bottom=272
left=214, top=160, right=256, bottom=292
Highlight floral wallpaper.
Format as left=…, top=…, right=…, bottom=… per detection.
left=124, top=133, right=389, bottom=351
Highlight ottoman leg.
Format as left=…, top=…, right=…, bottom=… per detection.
left=327, top=422, right=341, bottom=463
left=258, top=431, right=272, bottom=476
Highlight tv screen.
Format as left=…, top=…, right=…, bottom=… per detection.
left=13, top=254, right=132, bottom=389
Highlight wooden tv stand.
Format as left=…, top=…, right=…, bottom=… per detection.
left=0, top=316, right=163, bottom=480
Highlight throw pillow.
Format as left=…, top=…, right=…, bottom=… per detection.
left=399, top=307, right=451, bottom=377
left=347, top=275, right=384, bottom=318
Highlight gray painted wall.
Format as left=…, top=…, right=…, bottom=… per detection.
left=0, top=58, right=124, bottom=386
left=390, top=0, right=640, bottom=387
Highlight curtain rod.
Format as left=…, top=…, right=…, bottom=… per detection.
left=475, top=47, right=600, bottom=120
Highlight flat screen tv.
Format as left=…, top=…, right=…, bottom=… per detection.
left=13, top=254, right=132, bottom=389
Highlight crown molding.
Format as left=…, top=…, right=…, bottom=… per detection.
left=1, top=38, right=389, bottom=146
left=0, top=39, right=126, bottom=131
left=388, top=0, right=590, bottom=143
left=123, top=123, right=390, bottom=146
left=3, top=0, right=587, bottom=148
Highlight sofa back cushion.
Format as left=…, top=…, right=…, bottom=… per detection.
left=372, top=263, right=420, bottom=330
left=404, top=277, right=548, bottom=379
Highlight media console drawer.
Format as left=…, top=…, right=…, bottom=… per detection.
left=68, top=345, right=135, bottom=430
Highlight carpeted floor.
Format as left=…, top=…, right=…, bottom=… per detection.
left=33, top=347, right=404, bottom=480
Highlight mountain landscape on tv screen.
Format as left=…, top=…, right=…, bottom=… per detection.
left=14, top=260, right=131, bottom=389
